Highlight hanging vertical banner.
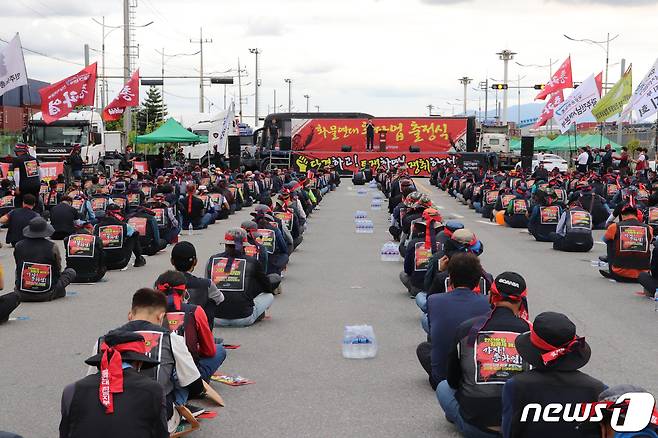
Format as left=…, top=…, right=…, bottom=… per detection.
left=38, top=63, right=97, bottom=124
left=208, top=107, right=235, bottom=156
left=0, top=33, right=29, bottom=98
left=553, top=72, right=603, bottom=133
left=592, top=65, right=633, bottom=122
left=534, top=90, right=565, bottom=128
left=535, top=56, right=573, bottom=100
left=102, top=69, right=139, bottom=121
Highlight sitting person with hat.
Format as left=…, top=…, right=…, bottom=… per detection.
left=59, top=330, right=167, bottom=438
left=13, top=217, right=77, bottom=302
left=417, top=253, right=491, bottom=390
left=528, top=189, right=562, bottom=242
left=206, top=228, right=275, bottom=327
left=600, top=203, right=652, bottom=282
left=595, top=385, right=658, bottom=438
left=501, top=311, right=604, bottom=438
left=439, top=272, right=531, bottom=438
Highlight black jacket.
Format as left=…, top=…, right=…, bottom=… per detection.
left=50, top=203, right=80, bottom=235
left=59, top=368, right=168, bottom=438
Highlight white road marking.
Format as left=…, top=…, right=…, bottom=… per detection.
left=449, top=213, right=465, bottom=219
left=594, top=241, right=606, bottom=245
left=477, top=220, right=499, bottom=226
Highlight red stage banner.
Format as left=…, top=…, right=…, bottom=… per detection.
left=290, top=117, right=468, bottom=153
left=293, top=151, right=455, bottom=177
left=133, top=161, right=149, bottom=173
left=39, top=162, right=65, bottom=180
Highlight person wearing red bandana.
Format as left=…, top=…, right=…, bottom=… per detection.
left=501, top=312, right=604, bottom=438
left=400, top=208, right=443, bottom=297
left=59, top=330, right=167, bottom=438
left=93, top=203, right=146, bottom=269
left=439, top=272, right=531, bottom=438
left=154, top=271, right=226, bottom=383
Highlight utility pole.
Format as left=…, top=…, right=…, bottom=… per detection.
left=458, top=77, right=472, bottom=115
left=191, top=27, right=212, bottom=113
left=161, top=47, right=164, bottom=101
left=497, top=49, right=516, bottom=125
left=314, top=105, right=319, bottom=112
left=122, top=0, right=130, bottom=150
left=273, top=89, right=276, bottom=113
left=237, top=58, right=243, bottom=123
left=484, top=79, right=488, bottom=124
left=284, top=78, right=292, bottom=112
left=101, top=16, right=106, bottom=108
left=249, top=48, right=261, bottom=127
left=304, top=94, right=310, bottom=112
left=426, top=104, right=434, bottom=116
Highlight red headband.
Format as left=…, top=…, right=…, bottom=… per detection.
left=99, top=340, right=147, bottom=414
left=490, top=282, right=528, bottom=320
left=529, top=328, right=585, bottom=365
left=156, top=283, right=186, bottom=310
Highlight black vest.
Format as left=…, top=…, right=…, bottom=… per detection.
left=14, top=237, right=59, bottom=294
left=613, top=219, right=651, bottom=270
left=64, top=234, right=105, bottom=280
left=94, top=218, right=131, bottom=267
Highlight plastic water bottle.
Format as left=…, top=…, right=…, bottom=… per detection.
left=342, top=325, right=377, bottom=359
left=188, top=223, right=193, bottom=236
left=654, top=288, right=658, bottom=312
left=354, top=210, right=368, bottom=220
left=363, top=220, right=374, bottom=233
left=380, top=242, right=400, bottom=261
left=371, top=199, right=382, bottom=210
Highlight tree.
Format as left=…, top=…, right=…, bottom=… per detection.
left=136, top=86, right=167, bottom=134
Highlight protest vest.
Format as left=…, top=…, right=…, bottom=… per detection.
left=613, top=219, right=651, bottom=270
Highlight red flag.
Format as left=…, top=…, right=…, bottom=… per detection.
left=38, top=63, right=97, bottom=124
left=534, top=90, right=565, bottom=128
left=535, top=56, right=573, bottom=100
left=102, top=69, right=140, bottom=121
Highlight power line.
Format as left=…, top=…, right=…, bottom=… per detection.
left=0, top=35, right=87, bottom=66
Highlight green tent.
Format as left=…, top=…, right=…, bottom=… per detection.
left=135, top=118, right=200, bottom=144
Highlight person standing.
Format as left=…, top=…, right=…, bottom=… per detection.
left=575, top=148, right=589, bottom=173
left=365, top=119, right=375, bottom=151
left=601, top=144, right=613, bottom=174
left=269, top=118, right=279, bottom=149
left=11, top=143, right=41, bottom=204
left=68, top=145, right=84, bottom=180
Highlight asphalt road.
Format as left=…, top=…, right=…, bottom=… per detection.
left=0, top=180, right=655, bottom=437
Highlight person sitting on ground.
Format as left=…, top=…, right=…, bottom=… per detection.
left=241, top=220, right=270, bottom=273
left=64, top=228, right=107, bottom=283
left=439, top=272, right=531, bottom=438
left=60, top=330, right=167, bottom=438
left=416, top=253, right=491, bottom=390
left=50, top=196, right=82, bottom=240
left=154, top=270, right=226, bottom=383
left=400, top=208, right=443, bottom=297
left=0, top=262, right=20, bottom=323
left=600, top=203, right=652, bottom=282
left=550, top=198, right=594, bottom=252
left=503, top=185, right=530, bottom=229
left=569, top=181, right=610, bottom=230
left=528, top=189, right=562, bottom=242
left=595, top=385, right=658, bottom=438
left=180, top=183, right=212, bottom=230
left=0, top=193, right=39, bottom=247
left=206, top=228, right=275, bottom=327
left=171, top=242, right=224, bottom=330
left=104, top=288, right=203, bottom=432
left=501, top=312, right=604, bottom=438
left=128, top=207, right=167, bottom=256
left=13, top=217, right=76, bottom=302
left=94, top=203, right=147, bottom=269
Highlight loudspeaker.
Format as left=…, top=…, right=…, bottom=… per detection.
left=228, top=136, right=241, bottom=156
left=409, top=146, right=421, bottom=153
left=521, top=136, right=534, bottom=172
left=341, top=145, right=352, bottom=152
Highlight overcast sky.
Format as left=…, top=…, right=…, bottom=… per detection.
left=2, top=0, right=657, bottom=126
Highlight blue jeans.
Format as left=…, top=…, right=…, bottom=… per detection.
left=182, top=213, right=213, bottom=230
left=437, top=380, right=500, bottom=438
left=197, top=344, right=227, bottom=380
left=415, top=292, right=428, bottom=312
left=216, top=293, right=274, bottom=327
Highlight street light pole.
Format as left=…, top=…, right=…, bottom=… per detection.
left=249, top=48, right=261, bottom=127
left=314, top=105, right=319, bottom=112
left=304, top=94, right=310, bottom=112
left=497, top=49, right=516, bottom=125
left=191, top=27, right=212, bottom=113
left=458, top=76, right=472, bottom=115
left=284, top=79, right=292, bottom=112
left=427, top=104, right=434, bottom=116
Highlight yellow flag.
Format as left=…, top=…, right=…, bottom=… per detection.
left=592, top=66, right=632, bottom=122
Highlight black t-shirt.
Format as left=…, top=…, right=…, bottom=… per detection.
left=11, top=155, right=41, bottom=189
left=50, top=203, right=79, bottom=234
left=6, top=207, right=39, bottom=244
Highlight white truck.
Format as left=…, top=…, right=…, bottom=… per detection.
left=183, top=109, right=236, bottom=165
left=28, top=110, right=122, bottom=170
left=477, top=125, right=521, bottom=170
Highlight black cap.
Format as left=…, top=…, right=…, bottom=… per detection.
left=494, top=272, right=526, bottom=296
left=171, top=241, right=196, bottom=263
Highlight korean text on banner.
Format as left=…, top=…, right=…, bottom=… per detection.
left=554, top=72, right=603, bottom=134
left=534, top=90, right=565, bottom=128
left=536, top=56, right=573, bottom=100
left=38, top=63, right=97, bottom=124
left=592, top=66, right=632, bottom=122
left=102, top=69, right=139, bottom=121
left=621, top=58, right=658, bottom=122
left=0, top=33, right=28, bottom=98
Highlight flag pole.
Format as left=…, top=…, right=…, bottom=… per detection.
left=17, top=33, right=34, bottom=137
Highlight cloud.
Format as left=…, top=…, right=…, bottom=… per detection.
left=245, top=17, right=286, bottom=36
left=420, top=0, right=474, bottom=4
left=294, top=63, right=336, bottom=75
left=2, top=0, right=115, bottom=17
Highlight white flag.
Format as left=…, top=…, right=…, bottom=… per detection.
left=208, top=106, right=235, bottom=156
left=553, top=72, right=602, bottom=133
left=0, top=33, right=28, bottom=98
left=621, top=58, right=658, bottom=122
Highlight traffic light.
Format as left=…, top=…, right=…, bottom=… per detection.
left=533, top=84, right=546, bottom=90
left=491, top=84, right=508, bottom=90
left=210, top=77, right=234, bottom=84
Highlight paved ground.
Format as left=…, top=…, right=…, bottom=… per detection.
left=0, top=180, right=656, bottom=437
